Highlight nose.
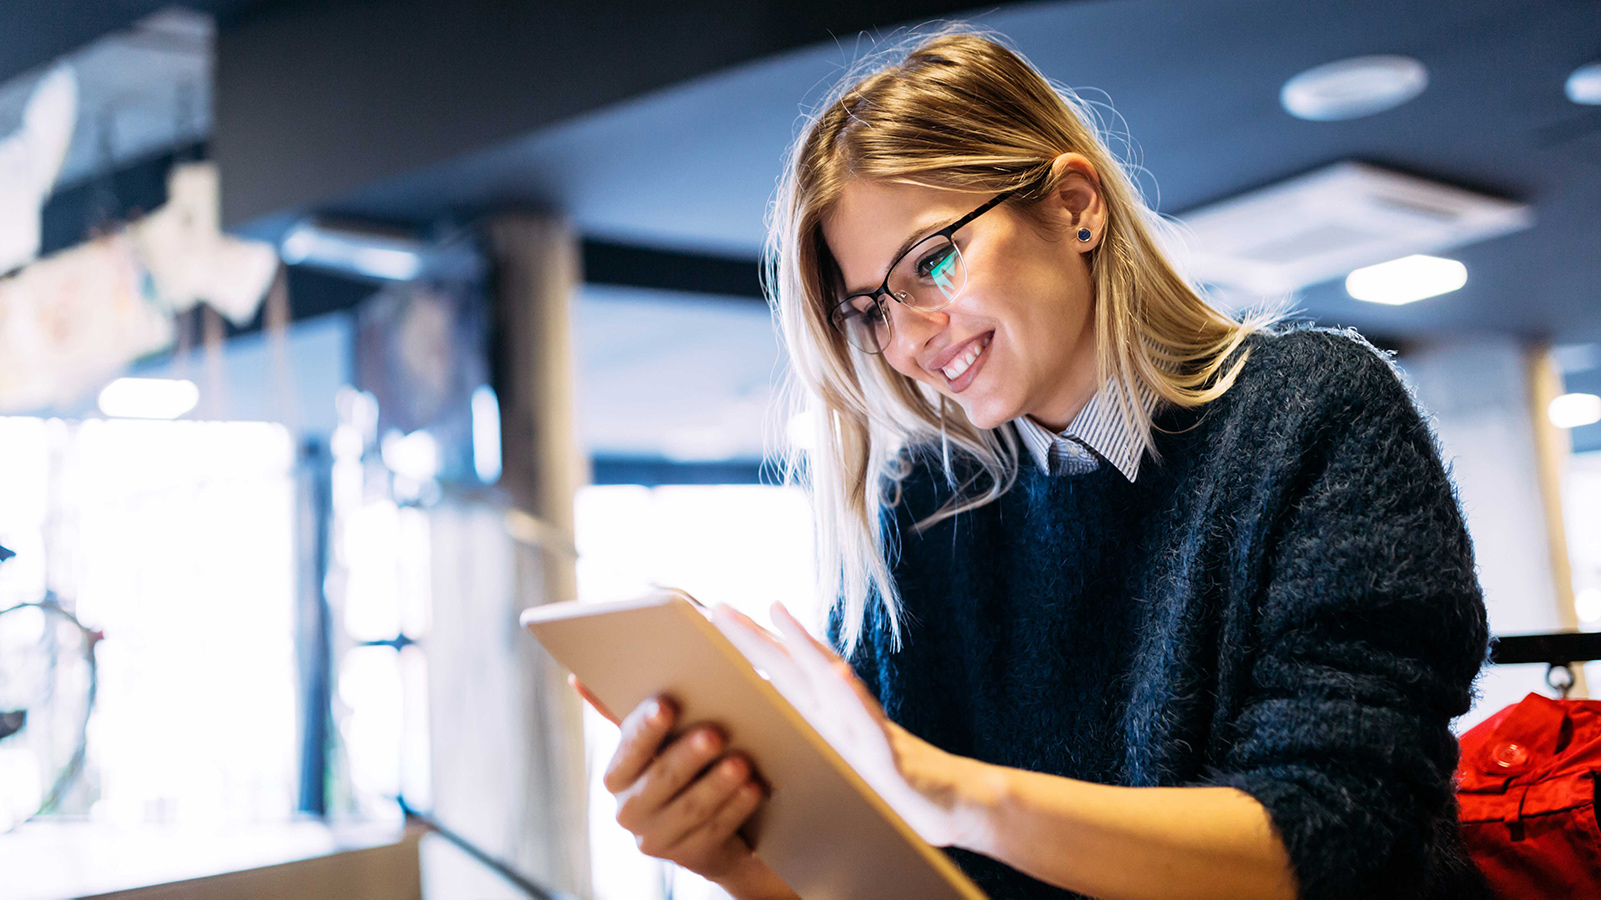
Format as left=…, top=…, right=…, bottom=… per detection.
left=886, top=298, right=949, bottom=363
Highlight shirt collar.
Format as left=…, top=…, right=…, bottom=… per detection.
left=1012, top=378, right=1159, bottom=482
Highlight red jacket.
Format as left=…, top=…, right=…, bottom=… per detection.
left=1456, top=692, right=1601, bottom=898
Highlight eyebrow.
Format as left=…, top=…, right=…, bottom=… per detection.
left=842, top=215, right=956, bottom=297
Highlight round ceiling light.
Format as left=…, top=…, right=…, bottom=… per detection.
left=1345, top=254, right=1466, bottom=305
left=1567, top=62, right=1601, bottom=105
left=1281, top=55, right=1428, bottom=121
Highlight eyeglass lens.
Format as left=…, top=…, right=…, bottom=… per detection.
left=832, top=235, right=967, bottom=353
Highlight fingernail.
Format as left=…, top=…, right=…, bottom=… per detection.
left=644, top=698, right=661, bottom=720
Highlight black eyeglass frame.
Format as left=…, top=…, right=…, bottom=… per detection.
left=829, top=178, right=1037, bottom=355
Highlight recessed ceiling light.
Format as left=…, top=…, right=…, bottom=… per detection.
left=1549, top=393, right=1601, bottom=429
left=1345, top=254, right=1466, bottom=305
left=1281, top=55, right=1428, bottom=121
left=1177, top=162, right=1529, bottom=295
left=1567, top=62, right=1601, bottom=105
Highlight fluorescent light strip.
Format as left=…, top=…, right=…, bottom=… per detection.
left=98, top=377, right=200, bottom=419
left=280, top=223, right=423, bottom=281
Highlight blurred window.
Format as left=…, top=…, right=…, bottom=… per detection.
left=573, top=482, right=817, bottom=900
left=0, top=417, right=299, bottom=827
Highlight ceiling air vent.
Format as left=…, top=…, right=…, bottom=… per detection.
left=1174, top=161, right=1532, bottom=295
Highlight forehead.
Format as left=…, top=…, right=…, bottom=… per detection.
left=822, top=180, right=987, bottom=293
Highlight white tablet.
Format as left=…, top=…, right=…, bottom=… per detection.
left=520, top=589, right=988, bottom=900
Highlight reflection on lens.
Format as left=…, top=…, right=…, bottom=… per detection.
left=891, top=236, right=965, bottom=309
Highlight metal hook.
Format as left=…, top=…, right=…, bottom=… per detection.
left=1546, top=662, right=1575, bottom=699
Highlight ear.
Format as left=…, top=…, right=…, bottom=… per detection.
left=1046, top=152, right=1107, bottom=252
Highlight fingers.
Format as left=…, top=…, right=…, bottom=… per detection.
left=582, top=667, right=771, bottom=883
left=712, top=604, right=789, bottom=661
left=769, top=602, right=850, bottom=685
left=618, top=724, right=728, bottom=826
left=649, top=752, right=757, bottom=852
left=769, top=602, right=834, bottom=657
left=602, top=696, right=675, bottom=794
left=769, top=602, right=886, bottom=718
left=713, top=604, right=815, bottom=708
left=770, top=602, right=841, bottom=665
left=669, top=769, right=765, bottom=857
left=569, top=674, right=619, bottom=725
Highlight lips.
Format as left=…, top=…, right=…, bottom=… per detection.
left=932, top=331, right=994, bottom=393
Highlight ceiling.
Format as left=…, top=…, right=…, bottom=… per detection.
left=0, top=1, right=1596, bottom=457
left=4, top=1, right=1596, bottom=348
left=328, top=0, right=1601, bottom=345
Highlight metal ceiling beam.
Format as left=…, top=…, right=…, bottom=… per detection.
left=213, top=0, right=983, bottom=228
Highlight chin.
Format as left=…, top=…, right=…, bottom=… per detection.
left=956, top=397, right=1017, bottom=432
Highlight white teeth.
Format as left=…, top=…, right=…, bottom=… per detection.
left=941, top=334, right=991, bottom=381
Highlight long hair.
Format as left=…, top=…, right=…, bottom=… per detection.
left=764, top=27, right=1273, bottom=657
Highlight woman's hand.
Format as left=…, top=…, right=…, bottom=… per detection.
left=569, top=675, right=798, bottom=899
left=711, top=602, right=995, bottom=850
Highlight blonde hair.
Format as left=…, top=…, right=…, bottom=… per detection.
left=764, top=27, right=1272, bottom=657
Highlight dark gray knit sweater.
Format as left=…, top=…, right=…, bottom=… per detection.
left=828, top=328, right=1494, bottom=900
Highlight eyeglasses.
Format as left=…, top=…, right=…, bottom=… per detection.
left=828, top=182, right=1029, bottom=355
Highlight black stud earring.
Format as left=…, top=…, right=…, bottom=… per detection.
left=1077, top=228, right=1093, bottom=242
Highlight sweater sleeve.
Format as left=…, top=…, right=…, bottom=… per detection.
left=1198, top=336, right=1491, bottom=900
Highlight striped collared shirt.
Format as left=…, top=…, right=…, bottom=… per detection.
left=1012, top=378, right=1159, bottom=481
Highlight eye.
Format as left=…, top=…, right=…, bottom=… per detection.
left=916, top=244, right=956, bottom=279
left=854, top=299, right=887, bottom=327
left=833, top=295, right=885, bottom=328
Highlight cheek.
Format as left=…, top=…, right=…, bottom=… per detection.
left=882, top=349, right=928, bottom=386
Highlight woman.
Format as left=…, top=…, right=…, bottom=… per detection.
left=576, top=29, right=1493, bottom=900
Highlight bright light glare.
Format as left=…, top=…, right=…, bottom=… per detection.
left=471, top=384, right=502, bottom=483
left=279, top=223, right=422, bottom=281
left=73, top=419, right=298, bottom=826
left=786, top=411, right=816, bottom=452
left=1577, top=588, right=1601, bottom=625
left=97, top=378, right=199, bottom=419
left=1567, top=62, right=1601, bottom=105
left=349, top=247, right=423, bottom=281
left=1345, top=255, right=1466, bottom=305
left=1549, top=393, right=1601, bottom=429
left=380, top=429, right=440, bottom=482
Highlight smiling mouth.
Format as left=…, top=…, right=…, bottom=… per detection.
left=939, top=332, right=993, bottom=386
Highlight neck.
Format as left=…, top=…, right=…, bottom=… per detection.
left=1023, top=329, right=1100, bottom=432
